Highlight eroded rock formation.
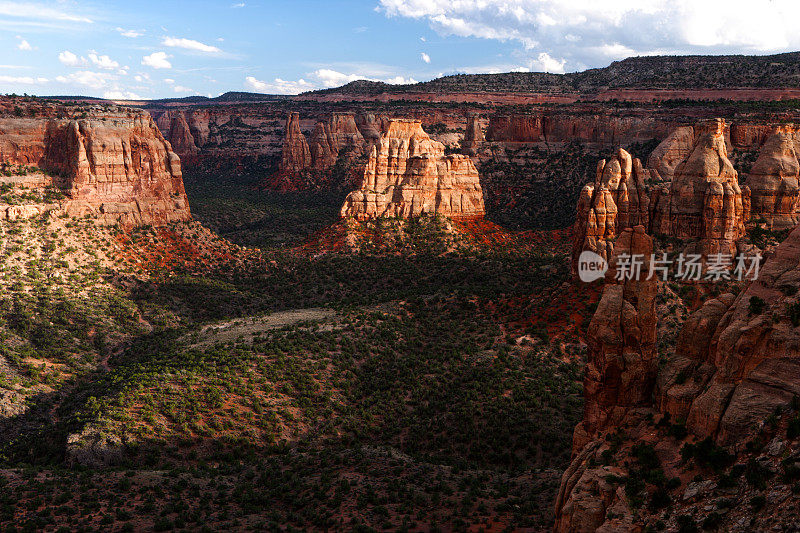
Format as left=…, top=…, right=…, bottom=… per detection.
left=308, top=113, right=366, bottom=171
left=571, top=148, right=650, bottom=274
left=556, top=226, right=657, bottom=532
left=658, top=223, right=800, bottom=445
left=279, top=112, right=311, bottom=175
left=340, top=119, right=485, bottom=220
left=0, top=104, right=190, bottom=226
left=461, top=115, right=485, bottom=156
left=668, top=119, right=749, bottom=256
left=746, top=124, right=800, bottom=229
left=646, top=125, right=695, bottom=181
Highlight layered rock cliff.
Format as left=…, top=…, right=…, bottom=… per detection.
left=0, top=101, right=190, bottom=226
left=658, top=224, right=800, bottom=446
left=557, top=221, right=800, bottom=532
left=340, top=119, right=485, bottom=220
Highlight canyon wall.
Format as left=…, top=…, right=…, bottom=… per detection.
left=340, top=119, right=485, bottom=220
left=0, top=100, right=190, bottom=226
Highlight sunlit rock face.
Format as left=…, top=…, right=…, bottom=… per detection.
left=0, top=103, right=190, bottom=226
left=571, top=148, right=650, bottom=276
left=340, top=119, right=485, bottom=220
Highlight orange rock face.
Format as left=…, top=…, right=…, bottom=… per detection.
left=340, top=119, right=485, bottom=220
left=646, top=125, right=695, bottom=181
left=0, top=106, right=190, bottom=226
left=279, top=112, right=311, bottom=175
left=658, top=223, right=800, bottom=445
left=573, top=226, right=658, bottom=450
left=308, top=113, right=366, bottom=171
left=461, top=115, right=485, bottom=156
left=668, top=119, right=749, bottom=255
left=556, top=226, right=657, bottom=533
left=746, top=124, right=800, bottom=229
left=571, top=148, right=650, bottom=275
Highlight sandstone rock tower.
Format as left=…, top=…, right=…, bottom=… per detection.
left=746, top=124, right=800, bottom=230
left=461, top=115, right=485, bottom=156
left=279, top=112, right=311, bottom=175
left=571, top=148, right=650, bottom=275
left=340, top=119, right=485, bottom=220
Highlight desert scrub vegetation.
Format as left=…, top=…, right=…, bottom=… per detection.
left=0, top=182, right=579, bottom=530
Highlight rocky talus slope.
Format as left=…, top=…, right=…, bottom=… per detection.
left=0, top=98, right=190, bottom=226
left=339, top=119, right=485, bottom=220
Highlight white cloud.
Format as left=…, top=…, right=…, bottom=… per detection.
left=245, top=68, right=416, bottom=95
left=55, top=71, right=116, bottom=90
left=378, top=0, right=800, bottom=71
left=58, top=51, right=88, bottom=67
left=232, top=2, right=245, bottom=7
left=162, top=37, right=221, bottom=54
left=103, top=89, right=143, bottom=100
left=0, top=2, right=92, bottom=23
left=172, top=85, right=194, bottom=93
left=88, top=53, right=119, bottom=70
left=164, top=78, right=175, bottom=84
left=142, top=52, right=172, bottom=69
left=245, top=75, right=314, bottom=94
left=420, top=52, right=431, bottom=63
left=116, top=27, right=143, bottom=38
left=0, top=75, right=47, bottom=84
left=16, top=38, right=32, bottom=51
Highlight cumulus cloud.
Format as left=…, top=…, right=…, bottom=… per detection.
left=245, top=75, right=314, bottom=94
left=378, top=0, right=800, bottom=71
left=420, top=52, right=431, bottom=63
left=59, top=51, right=120, bottom=71
left=162, top=37, right=222, bottom=54
left=88, top=53, right=119, bottom=70
left=245, top=68, right=416, bottom=95
left=103, top=89, right=143, bottom=100
left=16, top=37, right=32, bottom=51
left=142, top=52, right=172, bottom=69
left=116, top=27, right=143, bottom=38
left=55, top=71, right=116, bottom=90
left=59, top=51, right=87, bottom=67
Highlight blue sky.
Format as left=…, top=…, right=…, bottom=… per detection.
left=3, top=0, right=800, bottom=99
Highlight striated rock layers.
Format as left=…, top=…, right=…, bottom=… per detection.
left=667, top=118, right=749, bottom=256
left=573, top=226, right=658, bottom=451
left=340, top=119, right=485, bottom=220
left=746, top=124, right=800, bottom=229
left=571, top=148, right=651, bottom=274
left=572, top=119, right=757, bottom=275
left=0, top=109, right=190, bottom=226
